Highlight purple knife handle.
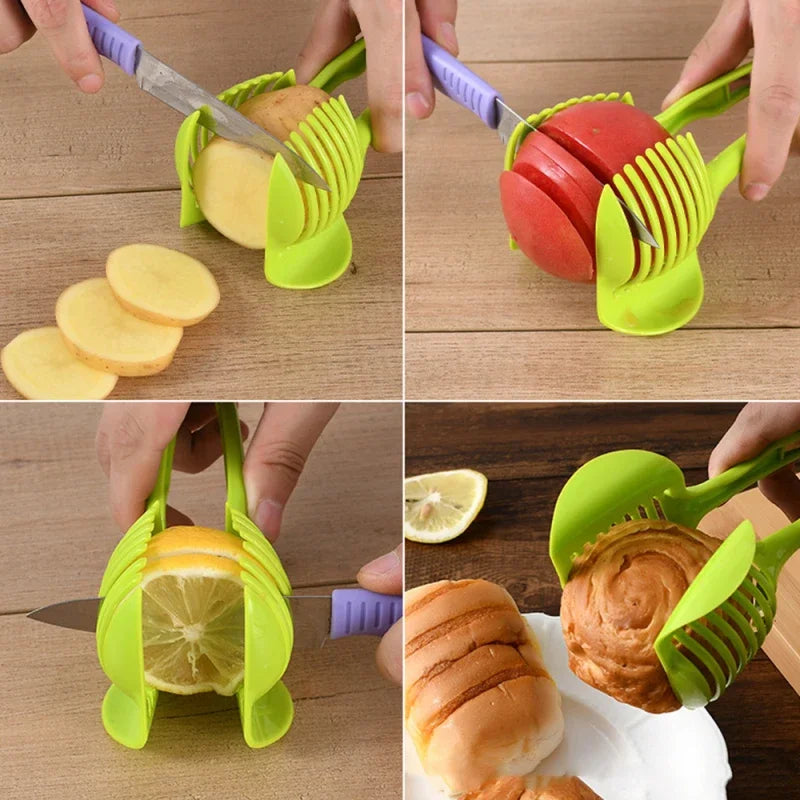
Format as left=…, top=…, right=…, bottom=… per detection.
left=81, top=4, right=142, bottom=76
left=421, top=34, right=499, bottom=128
left=329, top=589, right=402, bottom=639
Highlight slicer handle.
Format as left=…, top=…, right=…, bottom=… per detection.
left=216, top=403, right=249, bottom=530
left=683, top=428, right=800, bottom=521
left=82, top=4, right=142, bottom=75
left=707, top=134, right=747, bottom=204
left=421, top=35, right=500, bottom=128
left=144, top=437, right=175, bottom=535
left=329, top=589, right=402, bottom=639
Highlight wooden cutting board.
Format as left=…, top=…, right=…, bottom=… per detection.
left=701, top=488, right=800, bottom=697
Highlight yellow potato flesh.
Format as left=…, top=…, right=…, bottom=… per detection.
left=1, top=326, right=118, bottom=399
left=56, top=278, right=183, bottom=377
left=193, top=85, right=331, bottom=249
left=106, top=244, right=220, bottom=327
left=193, top=139, right=274, bottom=249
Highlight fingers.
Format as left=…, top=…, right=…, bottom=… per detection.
left=358, top=543, right=403, bottom=683
left=96, top=402, right=190, bottom=530
left=242, top=403, right=338, bottom=541
left=351, top=0, right=403, bottom=152
left=19, top=0, right=119, bottom=92
left=357, top=543, right=402, bottom=594
left=741, top=0, right=800, bottom=200
left=295, top=0, right=360, bottom=85
left=405, top=0, right=458, bottom=121
left=708, top=402, right=800, bottom=476
left=662, top=0, right=752, bottom=109
left=0, top=1, right=35, bottom=54
left=375, top=618, right=402, bottom=684
left=758, top=467, right=800, bottom=521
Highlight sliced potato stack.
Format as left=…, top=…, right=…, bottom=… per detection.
left=1, top=244, right=219, bottom=399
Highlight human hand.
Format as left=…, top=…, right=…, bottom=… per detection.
left=0, top=0, right=118, bottom=92
left=405, top=0, right=458, bottom=121
left=295, top=0, right=402, bottom=152
left=96, top=402, right=338, bottom=538
left=357, top=544, right=402, bottom=684
left=709, top=402, right=800, bottom=520
left=662, top=0, right=800, bottom=202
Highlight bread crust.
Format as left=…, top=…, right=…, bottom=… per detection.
left=561, top=519, right=720, bottom=713
left=405, top=580, right=564, bottom=793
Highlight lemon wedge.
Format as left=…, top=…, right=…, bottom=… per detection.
left=404, top=469, right=488, bottom=543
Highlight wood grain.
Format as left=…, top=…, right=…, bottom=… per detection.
left=0, top=402, right=401, bottom=800
left=0, top=402, right=401, bottom=610
left=454, top=0, right=721, bottom=62
left=0, top=180, right=401, bottom=400
left=0, top=0, right=399, bottom=199
left=405, top=402, right=800, bottom=800
left=405, top=54, right=800, bottom=398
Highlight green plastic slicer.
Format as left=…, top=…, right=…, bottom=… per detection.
left=175, top=39, right=372, bottom=289
left=505, top=62, right=753, bottom=336
left=96, top=403, right=294, bottom=749
left=550, top=428, right=800, bottom=709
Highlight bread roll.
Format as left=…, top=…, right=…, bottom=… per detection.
left=561, top=518, right=720, bottom=713
left=405, top=579, right=564, bottom=794
left=463, top=775, right=603, bottom=800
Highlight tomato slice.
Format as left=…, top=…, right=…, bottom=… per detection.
left=499, top=170, right=594, bottom=282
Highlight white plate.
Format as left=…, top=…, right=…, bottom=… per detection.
left=405, top=612, right=731, bottom=800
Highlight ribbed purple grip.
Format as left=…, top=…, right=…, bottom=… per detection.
left=329, top=589, right=402, bottom=639
left=82, top=4, right=142, bottom=75
left=421, top=34, right=499, bottom=128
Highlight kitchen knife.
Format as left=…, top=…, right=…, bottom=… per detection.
left=80, top=4, right=329, bottom=191
left=28, top=588, right=401, bottom=649
left=420, top=35, right=658, bottom=248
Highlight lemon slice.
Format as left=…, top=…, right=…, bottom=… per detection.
left=140, top=553, right=245, bottom=696
left=145, top=526, right=245, bottom=562
left=404, top=469, right=488, bottom=543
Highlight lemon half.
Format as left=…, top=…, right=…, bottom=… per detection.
left=140, top=528, right=246, bottom=696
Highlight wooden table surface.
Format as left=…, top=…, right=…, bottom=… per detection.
left=405, top=0, right=800, bottom=400
left=0, top=0, right=402, bottom=400
left=405, top=402, right=800, bottom=800
left=0, top=402, right=402, bottom=800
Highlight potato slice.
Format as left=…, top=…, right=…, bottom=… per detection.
left=56, top=278, right=183, bottom=376
left=106, top=244, right=220, bottom=326
left=193, top=139, right=274, bottom=249
left=193, top=85, right=330, bottom=249
left=2, top=327, right=118, bottom=399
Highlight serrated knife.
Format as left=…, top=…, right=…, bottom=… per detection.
left=420, top=35, right=658, bottom=247
left=28, top=588, right=401, bottom=649
left=80, top=4, right=329, bottom=191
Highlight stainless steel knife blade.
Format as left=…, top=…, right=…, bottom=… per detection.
left=28, top=597, right=101, bottom=632
left=495, top=99, right=535, bottom=146
left=27, top=595, right=336, bottom=648
left=135, top=51, right=330, bottom=191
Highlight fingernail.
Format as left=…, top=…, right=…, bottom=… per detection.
left=743, top=182, right=770, bottom=202
left=438, top=22, right=459, bottom=55
left=406, top=91, right=431, bottom=119
left=360, top=549, right=400, bottom=576
left=77, top=74, right=102, bottom=93
left=252, top=498, right=283, bottom=540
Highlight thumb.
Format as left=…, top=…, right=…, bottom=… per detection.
left=243, top=403, right=338, bottom=540
left=357, top=544, right=403, bottom=595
